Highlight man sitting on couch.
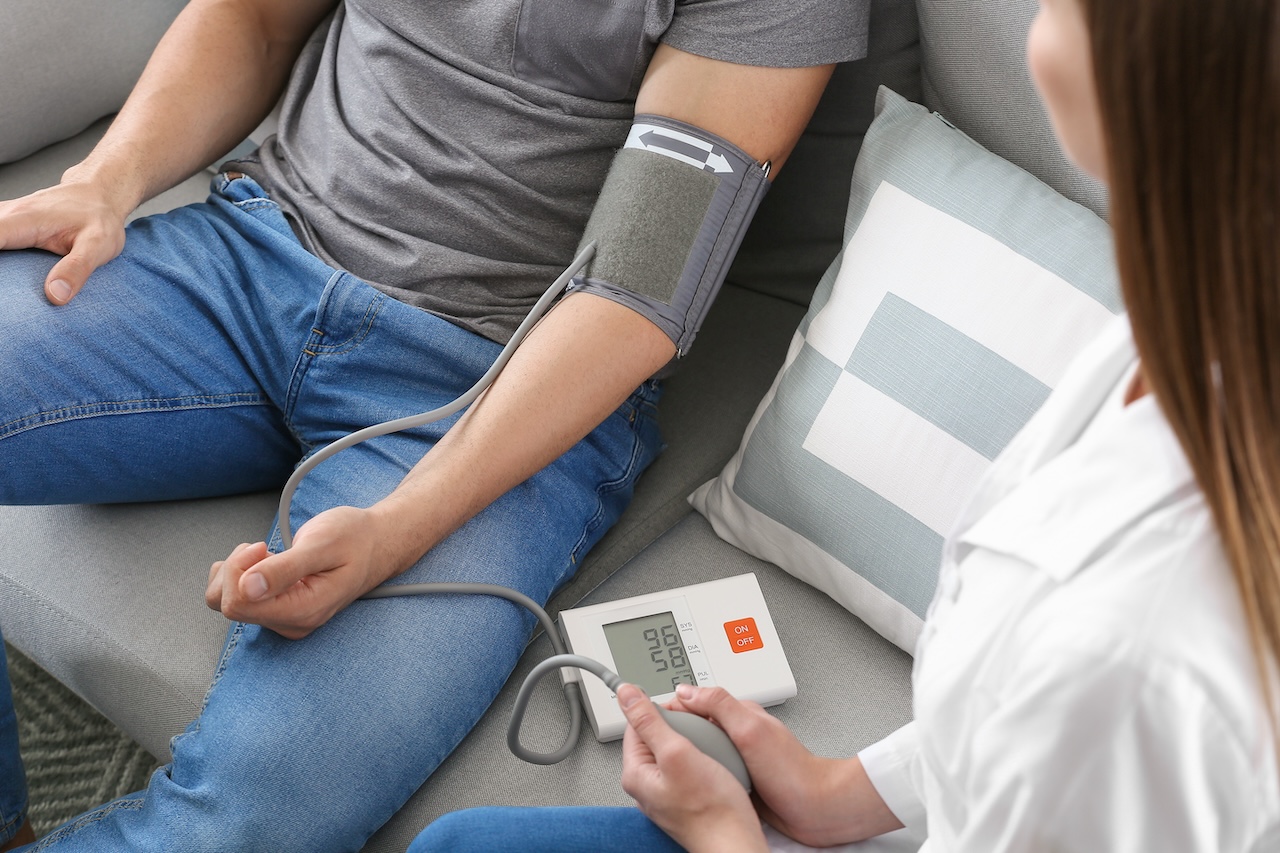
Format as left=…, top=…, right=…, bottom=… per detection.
left=0, top=0, right=869, bottom=849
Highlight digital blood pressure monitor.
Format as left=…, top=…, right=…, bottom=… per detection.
left=559, top=573, right=796, bottom=741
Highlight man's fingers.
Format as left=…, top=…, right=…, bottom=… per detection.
left=208, top=509, right=378, bottom=639
left=44, top=231, right=121, bottom=304
left=218, top=541, right=268, bottom=602
left=217, top=542, right=323, bottom=635
left=224, top=552, right=338, bottom=641
left=205, top=561, right=225, bottom=610
left=206, top=543, right=257, bottom=609
left=236, top=542, right=324, bottom=604
left=0, top=203, right=38, bottom=252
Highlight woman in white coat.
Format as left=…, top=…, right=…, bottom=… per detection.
left=412, top=1, right=1280, bottom=850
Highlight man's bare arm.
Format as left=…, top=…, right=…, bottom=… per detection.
left=376, top=48, right=835, bottom=569
left=0, top=0, right=337, bottom=303
left=212, top=46, right=835, bottom=637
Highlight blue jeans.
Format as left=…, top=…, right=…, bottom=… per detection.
left=0, top=175, right=664, bottom=851
left=0, top=630, right=28, bottom=846
left=409, top=806, right=687, bottom=853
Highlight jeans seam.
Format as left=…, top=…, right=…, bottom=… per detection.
left=231, top=199, right=279, bottom=212
left=0, top=393, right=270, bottom=441
left=569, top=421, right=649, bottom=565
left=282, top=270, right=339, bottom=440
left=282, top=271, right=378, bottom=439
left=201, top=621, right=247, bottom=716
left=0, top=808, right=27, bottom=845
left=306, top=292, right=385, bottom=356
left=30, top=797, right=145, bottom=850
left=283, top=330, right=323, bottom=448
left=168, top=620, right=246, bottom=763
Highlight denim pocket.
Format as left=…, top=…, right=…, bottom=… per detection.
left=212, top=171, right=300, bottom=244
left=215, top=171, right=274, bottom=206
left=282, top=273, right=385, bottom=427
left=512, top=0, right=664, bottom=102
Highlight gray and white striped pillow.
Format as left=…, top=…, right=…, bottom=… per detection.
left=690, top=88, right=1121, bottom=653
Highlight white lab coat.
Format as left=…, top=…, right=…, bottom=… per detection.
left=855, top=316, right=1280, bottom=852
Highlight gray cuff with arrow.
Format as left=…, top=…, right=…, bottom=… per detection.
left=568, top=114, right=771, bottom=358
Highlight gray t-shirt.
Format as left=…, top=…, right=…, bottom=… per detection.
left=238, top=0, right=870, bottom=344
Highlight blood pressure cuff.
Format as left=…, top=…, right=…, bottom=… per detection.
left=567, top=114, right=771, bottom=357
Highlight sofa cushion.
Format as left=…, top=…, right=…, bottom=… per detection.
left=916, top=0, right=1107, bottom=215
left=0, top=0, right=189, bottom=165
left=691, top=88, right=1121, bottom=653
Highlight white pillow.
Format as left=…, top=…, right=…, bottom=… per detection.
left=690, top=88, right=1121, bottom=652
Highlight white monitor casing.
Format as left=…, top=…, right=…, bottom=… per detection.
left=559, top=572, right=796, bottom=741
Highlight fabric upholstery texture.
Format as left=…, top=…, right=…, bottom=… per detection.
left=916, top=0, right=1107, bottom=215
left=0, top=0, right=189, bottom=165
left=691, top=88, right=1121, bottom=653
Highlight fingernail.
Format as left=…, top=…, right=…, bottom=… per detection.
left=618, top=684, right=644, bottom=709
left=676, top=683, right=696, bottom=700
left=243, top=572, right=269, bottom=601
left=49, top=280, right=72, bottom=302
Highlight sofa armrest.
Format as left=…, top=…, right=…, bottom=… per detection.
left=0, top=0, right=190, bottom=165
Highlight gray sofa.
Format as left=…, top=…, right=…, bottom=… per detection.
left=0, top=1, right=1103, bottom=850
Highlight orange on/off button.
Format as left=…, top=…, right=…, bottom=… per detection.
left=724, top=617, right=763, bottom=654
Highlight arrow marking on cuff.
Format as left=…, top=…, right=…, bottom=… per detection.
left=626, top=124, right=736, bottom=174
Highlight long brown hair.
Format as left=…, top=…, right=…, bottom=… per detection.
left=1080, top=0, right=1280, bottom=726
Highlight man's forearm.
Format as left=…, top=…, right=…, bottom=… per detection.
left=367, top=293, right=676, bottom=579
left=362, top=48, right=836, bottom=582
left=214, top=47, right=839, bottom=635
left=63, top=0, right=336, bottom=216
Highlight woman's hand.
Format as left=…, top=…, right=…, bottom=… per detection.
left=0, top=172, right=135, bottom=304
left=618, top=683, right=768, bottom=853
left=669, top=685, right=903, bottom=847
left=204, top=505, right=394, bottom=639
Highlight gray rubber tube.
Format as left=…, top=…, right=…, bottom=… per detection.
left=278, top=241, right=753, bottom=783
left=275, top=242, right=597, bottom=550
left=269, top=244, right=607, bottom=765
left=365, top=584, right=611, bottom=764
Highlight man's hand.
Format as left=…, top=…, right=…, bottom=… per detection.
left=666, top=685, right=904, bottom=846
left=0, top=176, right=133, bottom=304
left=618, top=684, right=768, bottom=853
left=205, top=506, right=392, bottom=639
left=0, top=0, right=338, bottom=305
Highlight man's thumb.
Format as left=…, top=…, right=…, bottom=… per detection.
left=46, top=232, right=119, bottom=304
left=46, top=255, right=95, bottom=304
